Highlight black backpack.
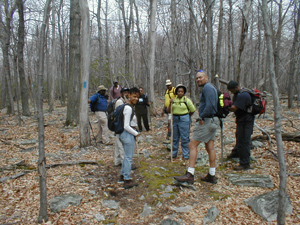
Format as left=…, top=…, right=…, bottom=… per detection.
left=106, top=97, right=120, bottom=115
left=108, top=103, right=133, bottom=134
left=241, top=88, right=267, bottom=116
left=90, top=95, right=99, bottom=112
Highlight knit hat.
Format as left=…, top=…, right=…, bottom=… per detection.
left=227, top=80, right=238, bottom=90
left=98, top=85, right=108, bottom=91
left=175, top=84, right=187, bottom=94
left=165, top=79, right=172, bottom=86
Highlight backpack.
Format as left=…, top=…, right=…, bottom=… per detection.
left=215, top=90, right=232, bottom=118
left=106, top=97, right=120, bottom=115
left=241, top=88, right=267, bottom=116
left=90, top=95, right=99, bottom=112
left=107, top=103, right=133, bottom=134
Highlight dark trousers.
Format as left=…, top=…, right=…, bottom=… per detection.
left=136, top=113, right=150, bottom=131
left=232, top=121, right=254, bottom=165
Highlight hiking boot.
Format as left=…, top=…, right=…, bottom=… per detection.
left=201, top=173, right=218, bottom=184
left=118, top=175, right=124, bottom=183
left=234, top=164, right=251, bottom=171
left=123, top=180, right=138, bottom=189
left=227, top=152, right=239, bottom=159
left=174, top=172, right=194, bottom=184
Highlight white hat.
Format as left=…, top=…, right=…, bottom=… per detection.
left=165, top=79, right=172, bottom=86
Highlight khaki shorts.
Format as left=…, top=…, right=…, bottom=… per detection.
left=192, top=117, right=219, bottom=143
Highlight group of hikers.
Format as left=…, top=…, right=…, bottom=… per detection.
left=89, top=71, right=255, bottom=189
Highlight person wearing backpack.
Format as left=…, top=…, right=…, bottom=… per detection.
left=118, top=87, right=141, bottom=189
left=135, top=87, right=150, bottom=132
left=109, top=81, right=122, bottom=101
left=88, top=85, right=110, bottom=144
left=174, top=71, right=220, bottom=184
left=113, top=87, right=129, bottom=167
left=162, top=79, right=176, bottom=140
left=167, top=84, right=196, bottom=160
left=226, top=80, right=254, bottom=171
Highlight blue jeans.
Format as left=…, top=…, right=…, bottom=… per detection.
left=172, top=114, right=190, bottom=158
left=120, top=130, right=135, bottom=180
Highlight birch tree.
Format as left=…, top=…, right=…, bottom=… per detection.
left=261, top=1, right=287, bottom=224
left=79, top=0, right=91, bottom=147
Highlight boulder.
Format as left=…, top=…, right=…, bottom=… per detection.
left=203, top=206, right=219, bottom=224
left=226, top=173, right=274, bottom=188
left=49, top=193, right=82, bottom=213
left=244, top=190, right=293, bottom=222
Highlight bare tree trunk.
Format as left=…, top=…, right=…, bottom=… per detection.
left=104, top=0, right=112, bottom=80
left=97, top=0, right=104, bottom=84
left=261, top=1, right=287, bottom=224
left=228, top=0, right=237, bottom=80
left=0, top=1, right=16, bottom=114
left=148, top=0, right=157, bottom=112
left=37, top=1, right=52, bottom=222
left=49, top=2, right=56, bottom=113
left=66, top=0, right=81, bottom=126
left=17, top=0, right=31, bottom=116
left=215, top=0, right=223, bottom=78
left=79, top=0, right=91, bottom=147
left=236, top=0, right=252, bottom=84
left=171, top=0, right=179, bottom=85
left=188, top=0, right=196, bottom=103
left=288, top=1, right=300, bottom=108
left=204, top=0, right=215, bottom=79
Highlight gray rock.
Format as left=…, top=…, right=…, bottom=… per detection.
left=165, top=185, right=173, bottom=192
left=88, top=190, right=96, bottom=195
left=49, top=193, right=82, bottom=213
left=251, top=140, right=264, bottom=149
left=0, top=150, right=6, bottom=154
left=20, top=147, right=35, bottom=153
left=226, top=173, right=274, bottom=188
left=223, top=137, right=235, bottom=145
left=244, top=190, right=293, bottom=222
left=141, top=149, right=151, bottom=158
left=203, top=206, right=219, bottom=224
left=95, top=213, right=105, bottom=221
left=172, top=205, right=192, bottom=213
left=18, top=139, right=38, bottom=145
left=139, top=195, right=145, bottom=200
left=160, top=219, right=180, bottom=225
left=196, top=150, right=208, bottom=167
left=161, top=193, right=175, bottom=198
left=102, top=200, right=119, bottom=210
left=140, top=203, right=152, bottom=217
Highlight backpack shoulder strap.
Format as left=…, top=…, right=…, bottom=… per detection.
left=183, top=96, right=190, bottom=112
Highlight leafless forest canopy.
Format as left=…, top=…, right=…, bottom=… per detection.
left=0, top=0, right=299, bottom=114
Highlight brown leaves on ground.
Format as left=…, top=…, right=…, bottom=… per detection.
left=0, top=97, right=299, bottom=224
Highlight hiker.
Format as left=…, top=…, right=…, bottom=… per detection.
left=167, top=84, right=196, bottom=160
left=88, top=85, right=110, bottom=144
left=226, top=80, right=254, bottom=170
left=109, top=81, right=122, bottom=100
left=135, top=87, right=150, bottom=132
left=114, top=87, right=129, bottom=166
left=162, top=79, right=176, bottom=140
left=174, top=70, right=220, bottom=184
left=118, top=87, right=141, bottom=189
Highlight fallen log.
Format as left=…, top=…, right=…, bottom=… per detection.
left=282, top=132, right=300, bottom=142
left=0, top=172, right=30, bottom=183
left=46, top=160, right=99, bottom=168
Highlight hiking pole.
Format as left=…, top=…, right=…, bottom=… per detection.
left=170, top=103, right=173, bottom=163
left=220, top=118, right=224, bottom=165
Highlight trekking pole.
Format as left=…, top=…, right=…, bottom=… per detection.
left=220, top=118, right=224, bottom=165
left=170, top=103, right=173, bottom=163
left=88, top=119, right=97, bottom=146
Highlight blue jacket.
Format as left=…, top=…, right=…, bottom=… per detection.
left=90, top=93, right=108, bottom=112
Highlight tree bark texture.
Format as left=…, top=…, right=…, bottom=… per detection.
left=37, top=0, right=52, bottom=223
left=79, top=0, right=91, bottom=147
left=261, top=1, right=287, bottom=224
left=49, top=2, right=56, bottom=113
left=17, top=0, right=31, bottom=116
left=66, top=0, right=81, bottom=126
left=188, top=0, right=196, bottom=103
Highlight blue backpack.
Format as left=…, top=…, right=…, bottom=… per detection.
left=108, top=104, right=133, bottom=134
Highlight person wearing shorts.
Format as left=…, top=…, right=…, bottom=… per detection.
left=174, top=70, right=219, bottom=184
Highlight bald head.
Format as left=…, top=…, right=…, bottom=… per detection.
left=196, top=71, right=209, bottom=87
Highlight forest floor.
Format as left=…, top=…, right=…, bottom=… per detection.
left=0, top=96, right=299, bottom=225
